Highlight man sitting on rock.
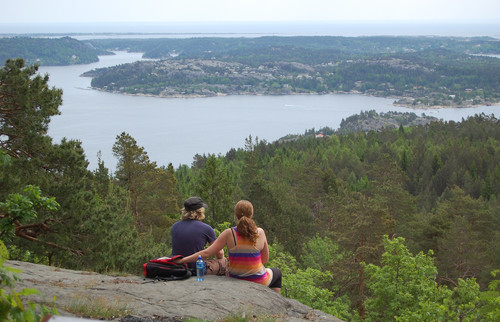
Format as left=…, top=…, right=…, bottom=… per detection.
left=170, top=196, right=228, bottom=275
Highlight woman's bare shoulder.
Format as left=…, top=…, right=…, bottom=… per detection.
left=223, top=227, right=238, bottom=239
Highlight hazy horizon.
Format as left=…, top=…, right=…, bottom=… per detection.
left=2, top=21, right=500, bottom=38
left=2, top=0, right=500, bottom=38
left=3, top=0, right=500, bottom=23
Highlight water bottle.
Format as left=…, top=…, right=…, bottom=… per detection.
left=196, top=255, right=204, bottom=281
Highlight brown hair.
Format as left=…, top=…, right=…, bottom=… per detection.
left=235, top=200, right=258, bottom=244
left=181, top=207, right=205, bottom=221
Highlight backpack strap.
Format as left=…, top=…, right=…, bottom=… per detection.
left=154, top=269, right=192, bottom=281
left=142, top=268, right=192, bottom=283
left=149, top=255, right=185, bottom=266
left=231, top=228, right=237, bottom=245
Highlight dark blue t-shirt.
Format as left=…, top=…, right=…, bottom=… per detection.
left=171, top=219, right=217, bottom=269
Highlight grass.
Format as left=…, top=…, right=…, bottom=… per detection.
left=64, top=293, right=134, bottom=320
left=181, top=312, right=285, bottom=322
left=65, top=294, right=283, bottom=321
left=183, top=311, right=286, bottom=322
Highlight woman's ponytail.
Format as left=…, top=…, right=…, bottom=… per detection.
left=234, top=200, right=258, bottom=244
left=237, top=216, right=259, bottom=244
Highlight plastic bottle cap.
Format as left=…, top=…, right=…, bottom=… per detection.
left=198, top=255, right=202, bottom=260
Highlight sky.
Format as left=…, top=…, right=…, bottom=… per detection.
left=3, top=0, right=500, bottom=24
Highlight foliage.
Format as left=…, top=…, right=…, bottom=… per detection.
left=285, top=267, right=351, bottom=320
left=299, top=234, right=344, bottom=271
left=411, top=186, right=500, bottom=286
left=213, top=221, right=233, bottom=237
left=112, top=132, right=177, bottom=243
left=0, top=239, right=58, bottom=321
left=0, top=37, right=101, bottom=66
left=477, top=270, right=500, bottom=320
left=0, top=58, right=62, bottom=161
left=0, top=59, right=172, bottom=273
left=195, top=154, right=235, bottom=226
left=0, top=185, right=59, bottom=240
left=363, top=236, right=484, bottom=321
left=267, top=243, right=352, bottom=320
left=77, top=186, right=164, bottom=274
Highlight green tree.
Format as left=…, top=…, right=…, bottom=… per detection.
left=38, top=139, right=94, bottom=267
left=78, top=183, right=164, bottom=273
left=478, top=270, right=500, bottom=320
left=112, top=132, right=157, bottom=219
left=0, top=58, right=62, bottom=161
left=0, top=60, right=97, bottom=266
left=414, top=186, right=498, bottom=287
left=300, top=234, right=344, bottom=271
left=267, top=243, right=352, bottom=320
left=331, top=182, right=396, bottom=317
left=112, top=133, right=178, bottom=243
left=363, top=236, right=482, bottom=321
left=139, top=165, right=179, bottom=242
left=150, top=164, right=179, bottom=216
left=196, top=154, right=234, bottom=226
left=0, top=58, right=65, bottom=206
left=0, top=185, right=59, bottom=243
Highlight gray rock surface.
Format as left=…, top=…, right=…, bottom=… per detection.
left=7, top=260, right=342, bottom=321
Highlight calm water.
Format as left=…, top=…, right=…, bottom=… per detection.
left=40, top=52, right=499, bottom=171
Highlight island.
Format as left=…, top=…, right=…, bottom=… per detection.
left=83, top=36, right=500, bottom=108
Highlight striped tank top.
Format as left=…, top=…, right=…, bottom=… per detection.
left=228, top=228, right=272, bottom=286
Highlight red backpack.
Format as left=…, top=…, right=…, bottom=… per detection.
left=143, top=255, right=192, bottom=281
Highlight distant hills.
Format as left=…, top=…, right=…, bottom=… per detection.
left=0, top=37, right=108, bottom=66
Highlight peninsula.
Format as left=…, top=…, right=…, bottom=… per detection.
left=83, top=36, right=500, bottom=108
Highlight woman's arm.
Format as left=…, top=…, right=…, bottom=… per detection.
left=209, top=241, right=225, bottom=259
left=258, top=228, right=269, bottom=264
left=180, top=229, right=230, bottom=263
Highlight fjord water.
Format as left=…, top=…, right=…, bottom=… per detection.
left=41, top=52, right=499, bottom=171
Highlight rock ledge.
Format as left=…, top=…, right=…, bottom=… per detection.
left=8, top=260, right=342, bottom=321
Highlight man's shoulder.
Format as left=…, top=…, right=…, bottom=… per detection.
left=171, top=220, right=183, bottom=228
left=174, top=219, right=214, bottom=230
left=197, top=220, right=216, bottom=231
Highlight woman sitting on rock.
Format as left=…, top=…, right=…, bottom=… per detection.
left=175, top=200, right=282, bottom=293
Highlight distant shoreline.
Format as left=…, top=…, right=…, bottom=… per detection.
left=393, top=101, right=500, bottom=110
left=91, top=86, right=500, bottom=110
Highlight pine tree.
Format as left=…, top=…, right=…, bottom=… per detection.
left=0, top=58, right=62, bottom=161
left=196, top=154, right=234, bottom=225
left=112, top=132, right=157, bottom=218
left=112, top=132, right=178, bottom=243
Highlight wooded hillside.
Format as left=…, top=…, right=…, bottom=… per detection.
left=0, top=37, right=106, bottom=66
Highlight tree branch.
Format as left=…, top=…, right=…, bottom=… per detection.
left=9, top=217, right=84, bottom=256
